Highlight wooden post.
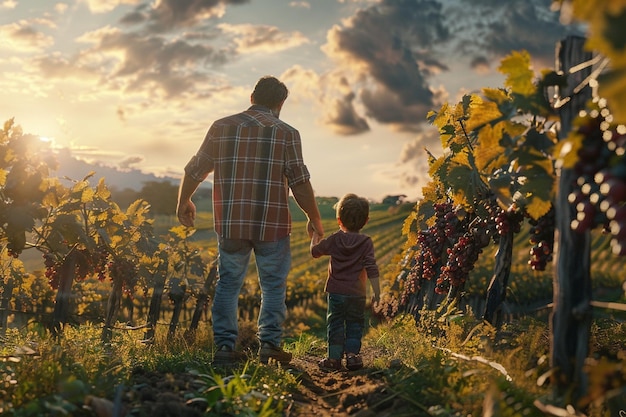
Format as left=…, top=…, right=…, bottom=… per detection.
left=483, top=228, right=514, bottom=327
left=51, top=252, right=76, bottom=337
left=143, top=269, right=167, bottom=343
left=185, top=260, right=217, bottom=342
left=0, top=273, right=15, bottom=334
left=551, top=35, right=593, bottom=404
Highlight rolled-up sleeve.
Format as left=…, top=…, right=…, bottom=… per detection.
left=284, top=129, right=310, bottom=188
left=184, top=130, right=216, bottom=182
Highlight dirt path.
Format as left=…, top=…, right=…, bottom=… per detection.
left=108, top=347, right=408, bottom=417
left=286, top=349, right=403, bottom=417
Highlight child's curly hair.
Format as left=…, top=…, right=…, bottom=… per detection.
left=335, top=193, right=369, bottom=232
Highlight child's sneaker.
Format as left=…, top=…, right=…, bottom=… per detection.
left=318, top=357, right=343, bottom=371
left=259, top=342, right=292, bottom=365
left=345, top=353, right=363, bottom=371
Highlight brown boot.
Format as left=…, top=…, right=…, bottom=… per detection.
left=259, top=342, right=292, bottom=365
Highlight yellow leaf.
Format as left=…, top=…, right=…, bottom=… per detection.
left=421, top=180, right=442, bottom=202
left=430, top=102, right=451, bottom=130
left=450, top=150, right=470, bottom=167
left=474, top=122, right=507, bottom=172
left=498, top=50, right=536, bottom=96
left=428, top=155, right=445, bottom=178
left=465, top=97, right=502, bottom=132
left=554, top=132, right=583, bottom=169
left=81, top=186, right=95, bottom=203
left=0, top=169, right=6, bottom=187
left=526, top=196, right=552, bottom=221
left=95, top=178, right=111, bottom=200
left=482, top=87, right=509, bottom=105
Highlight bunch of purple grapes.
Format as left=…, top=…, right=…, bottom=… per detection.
left=108, top=258, right=138, bottom=295
left=528, top=207, right=555, bottom=271
left=43, top=252, right=60, bottom=289
left=483, top=195, right=523, bottom=241
left=436, top=219, right=491, bottom=294
left=397, top=200, right=471, bottom=301
left=568, top=104, right=626, bottom=255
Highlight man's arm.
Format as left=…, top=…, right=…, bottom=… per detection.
left=291, top=180, right=324, bottom=238
left=176, top=174, right=202, bottom=227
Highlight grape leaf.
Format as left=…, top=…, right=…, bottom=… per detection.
left=489, top=174, right=514, bottom=208
left=448, top=163, right=481, bottom=207
left=475, top=122, right=508, bottom=172
left=499, top=50, right=535, bottom=96
left=525, top=196, right=552, bottom=221
left=482, top=88, right=509, bottom=105
left=465, top=96, right=502, bottom=132
left=554, top=133, right=583, bottom=169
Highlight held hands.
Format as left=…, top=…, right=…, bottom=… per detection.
left=306, top=219, right=324, bottom=239
left=310, top=231, right=322, bottom=246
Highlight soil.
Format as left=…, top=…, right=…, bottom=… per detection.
left=101, top=347, right=412, bottom=417
left=285, top=349, right=408, bottom=417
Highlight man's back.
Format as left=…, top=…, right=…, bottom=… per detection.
left=208, top=105, right=309, bottom=241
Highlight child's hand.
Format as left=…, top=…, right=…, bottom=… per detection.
left=371, top=294, right=380, bottom=305
left=310, top=231, right=322, bottom=246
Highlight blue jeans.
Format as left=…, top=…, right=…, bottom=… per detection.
left=211, top=235, right=291, bottom=349
left=326, top=293, right=366, bottom=359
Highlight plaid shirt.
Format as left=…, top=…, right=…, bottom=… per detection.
left=184, top=105, right=310, bottom=241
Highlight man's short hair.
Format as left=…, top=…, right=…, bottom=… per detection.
left=335, top=193, right=369, bottom=232
left=251, top=76, right=289, bottom=108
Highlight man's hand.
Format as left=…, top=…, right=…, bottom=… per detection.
left=176, top=200, right=196, bottom=227
left=310, top=231, right=322, bottom=246
left=306, top=219, right=324, bottom=238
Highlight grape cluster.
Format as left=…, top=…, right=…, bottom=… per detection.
left=484, top=197, right=523, bottom=240
left=528, top=207, right=555, bottom=271
left=43, top=245, right=111, bottom=289
left=108, top=258, right=138, bottom=295
left=398, top=201, right=473, bottom=302
left=436, top=222, right=491, bottom=293
left=43, top=252, right=61, bottom=289
left=568, top=102, right=626, bottom=255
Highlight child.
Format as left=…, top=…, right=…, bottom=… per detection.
left=310, top=193, right=380, bottom=371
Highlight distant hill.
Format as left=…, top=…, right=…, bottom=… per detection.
left=50, top=149, right=184, bottom=191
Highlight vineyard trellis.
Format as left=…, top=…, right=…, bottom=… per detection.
left=387, top=33, right=626, bottom=412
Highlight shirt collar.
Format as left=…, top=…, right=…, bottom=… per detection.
left=248, top=104, right=273, bottom=113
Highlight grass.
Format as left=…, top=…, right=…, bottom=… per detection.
left=2, top=304, right=624, bottom=416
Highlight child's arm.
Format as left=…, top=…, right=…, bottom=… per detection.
left=369, top=277, right=381, bottom=303
left=310, top=232, right=323, bottom=257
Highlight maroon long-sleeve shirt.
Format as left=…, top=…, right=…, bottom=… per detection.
left=311, top=230, right=379, bottom=296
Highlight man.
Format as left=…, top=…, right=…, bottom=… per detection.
left=177, top=75, right=324, bottom=366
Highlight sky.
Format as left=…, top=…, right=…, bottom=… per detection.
left=0, top=0, right=584, bottom=201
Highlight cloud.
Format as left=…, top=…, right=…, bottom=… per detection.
left=320, top=0, right=451, bottom=134
left=75, top=26, right=235, bottom=98
left=119, top=155, right=143, bottom=169
left=396, top=127, right=441, bottom=192
left=218, top=23, right=310, bottom=54
left=0, top=20, right=55, bottom=52
left=288, top=1, right=310, bottom=9
left=325, top=91, right=370, bottom=135
left=445, top=0, right=583, bottom=67
left=1, top=1, right=16, bottom=9
left=122, top=0, right=250, bottom=32
left=82, top=0, right=141, bottom=14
